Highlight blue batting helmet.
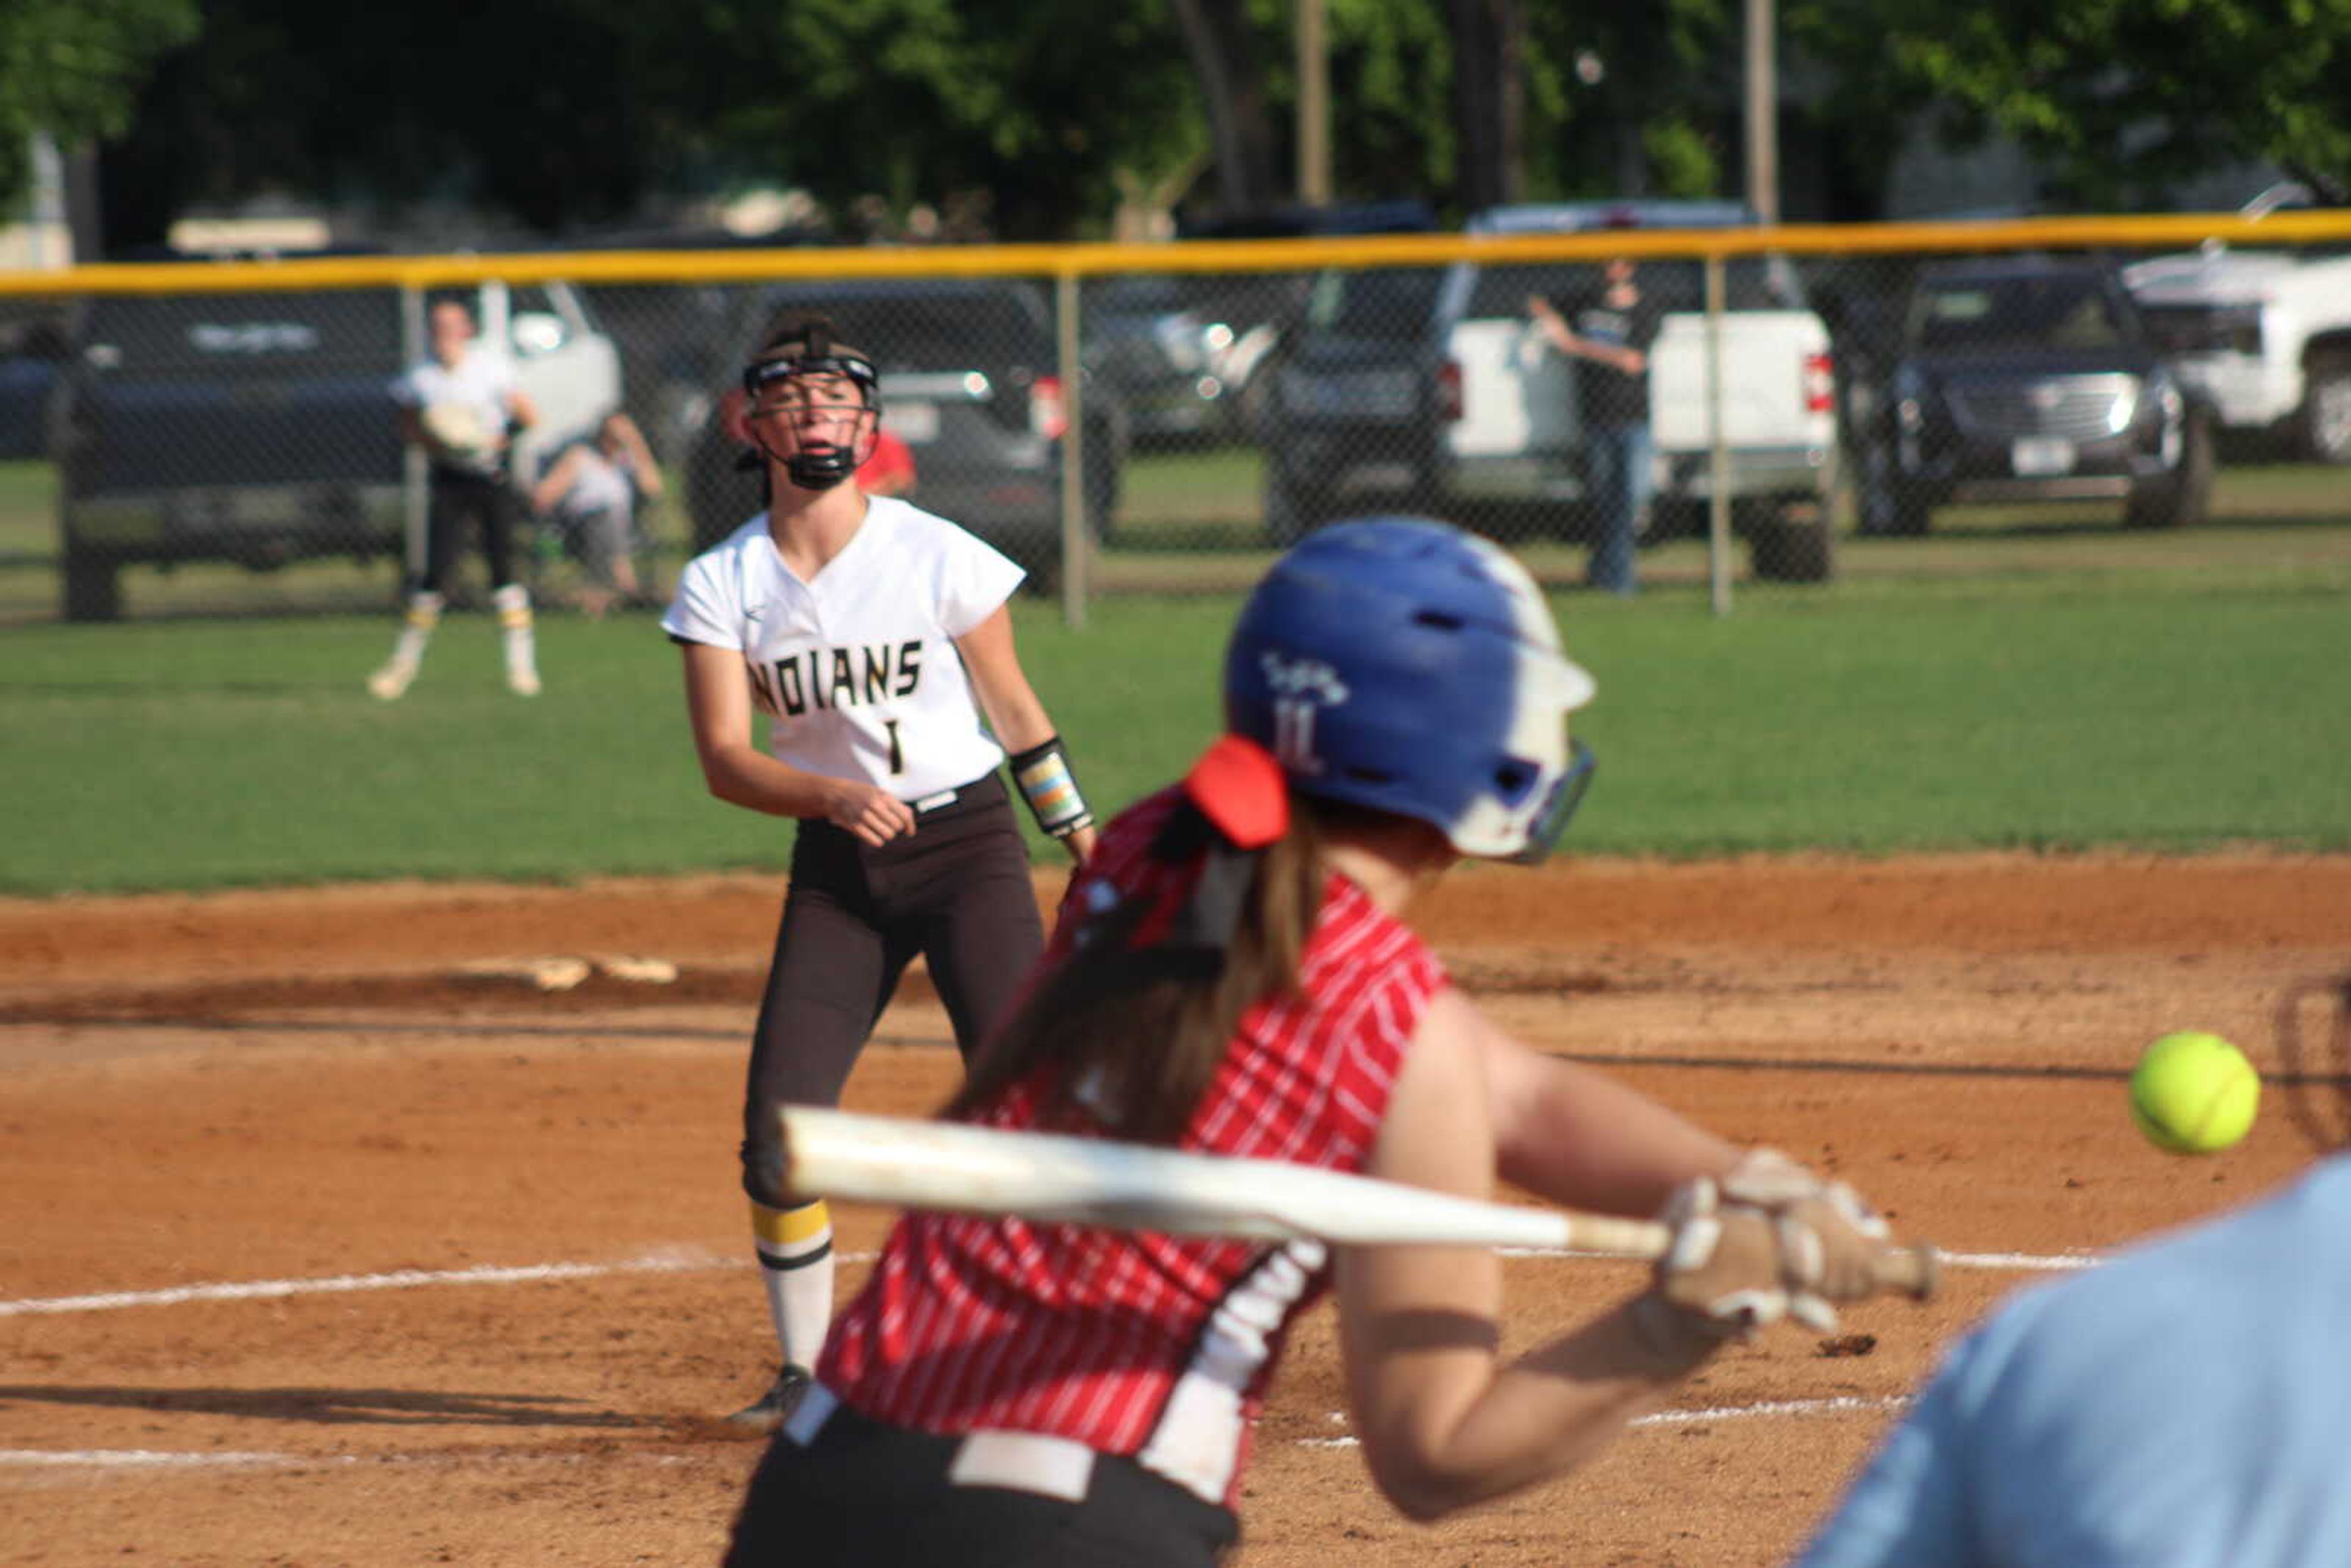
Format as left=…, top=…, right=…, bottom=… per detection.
left=1223, top=517, right=1597, bottom=862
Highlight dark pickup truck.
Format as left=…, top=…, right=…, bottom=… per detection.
left=53, top=274, right=620, bottom=620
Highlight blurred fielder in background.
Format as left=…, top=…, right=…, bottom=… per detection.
left=1791, top=973, right=2351, bottom=1568
left=662, top=313, right=1095, bottom=1437
left=724, top=517, right=1921, bottom=1567
left=370, top=295, right=544, bottom=700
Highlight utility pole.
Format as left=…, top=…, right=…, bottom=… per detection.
left=1744, top=0, right=1779, bottom=222
left=1297, top=0, right=1330, bottom=203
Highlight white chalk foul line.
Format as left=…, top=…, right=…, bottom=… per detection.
left=1504, top=1245, right=2098, bottom=1274
left=7, top=1394, right=1921, bottom=1472
left=2, top=1244, right=2088, bottom=1321
left=0, top=1449, right=302, bottom=1469
left=0, top=1249, right=744, bottom=1318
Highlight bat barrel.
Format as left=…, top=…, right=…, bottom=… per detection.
left=780, top=1106, right=1942, bottom=1305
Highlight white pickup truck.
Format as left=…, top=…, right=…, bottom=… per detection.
left=1442, top=201, right=1840, bottom=579
left=2121, top=189, right=2351, bottom=465
left=1263, top=201, right=1840, bottom=579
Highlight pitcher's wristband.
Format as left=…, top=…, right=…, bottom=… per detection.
left=1009, top=736, right=1093, bottom=839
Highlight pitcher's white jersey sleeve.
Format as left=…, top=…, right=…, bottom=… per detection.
left=932, top=522, right=1027, bottom=637
left=663, top=523, right=752, bottom=651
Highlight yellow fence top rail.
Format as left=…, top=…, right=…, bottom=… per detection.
left=3, top=208, right=2350, bottom=296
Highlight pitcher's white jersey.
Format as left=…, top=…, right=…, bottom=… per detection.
left=662, top=497, right=1026, bottom=801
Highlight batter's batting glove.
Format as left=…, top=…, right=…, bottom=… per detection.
left=1719, top=1148, right=1895, bottom=1332
left=1640, top=1176, right=1790, bottom=1349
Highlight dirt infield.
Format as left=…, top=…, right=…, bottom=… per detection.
left=4, top=854, right=2347, bottom=1566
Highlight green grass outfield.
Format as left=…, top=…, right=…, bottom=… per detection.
left=2, top=561, right=2345, bottom=895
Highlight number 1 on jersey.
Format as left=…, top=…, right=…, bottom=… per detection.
left=882, top=718, right=905, bottom=775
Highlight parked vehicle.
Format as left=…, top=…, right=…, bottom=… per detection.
left=1082, top=274, right=1262, bottom=449
left=1168, top=199, right=1439, bottom=445
left=1259, top=200, right=1842, bottom=581
left=2121, top=184, right=2351, bottom=465
left=53, top=261, right=621, bottom=620
left=1870, top=255, right=2215, bottom=533
left=681, top=276, right=1128, bottom=581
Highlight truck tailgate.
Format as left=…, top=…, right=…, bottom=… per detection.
left=1647, top=310, right=1831, bottom=454
left=1446, top=317, right=1576, bottom=457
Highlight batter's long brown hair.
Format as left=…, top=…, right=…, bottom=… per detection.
left=945, top=798, right=1341, bottom=1144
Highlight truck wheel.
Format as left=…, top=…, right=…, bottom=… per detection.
left=2302, top=357, right=2351, bottom=465
left=2126, top=413, right=2214, bottom=529
left=63, top=546, right=121, bottom=623
left=1751, top=510, right=1835, bottom=583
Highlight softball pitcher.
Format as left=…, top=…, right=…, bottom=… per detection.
left=662, top=313, right=1097, bottom=1434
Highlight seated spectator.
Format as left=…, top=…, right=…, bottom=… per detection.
left=530, top=410, right=665, bottom=616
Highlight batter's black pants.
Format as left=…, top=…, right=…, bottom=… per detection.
left=724, top=1395, right=1239, bottom=1567
left=410, top=467, right=520, bottom=597
left=739, top=771, right=1044, bottom=1209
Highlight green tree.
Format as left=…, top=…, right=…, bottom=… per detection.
left=1788, top=0, right=2351, bottom=208
left=93, top=0, right=1208, bottom=248
left=0, top=0, right=195, bottom=218
left=679, top=0, right=1205, bottom=239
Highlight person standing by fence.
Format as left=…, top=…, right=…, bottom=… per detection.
left=1529, top=257, right=1661, bottom=596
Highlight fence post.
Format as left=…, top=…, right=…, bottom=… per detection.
left=399, top=281, right=427, bottom=590
left=1055, top=268, right=1089, bottom=630
left=1706, top=252, right=1731, bottom=617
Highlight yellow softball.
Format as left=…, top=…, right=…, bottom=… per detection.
left=2129, top=1030, right=2260, bottom=1155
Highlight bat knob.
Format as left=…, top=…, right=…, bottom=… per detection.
left=1877, top=1242, right=1940, bottom=1301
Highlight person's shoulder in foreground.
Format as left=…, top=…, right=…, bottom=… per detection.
left=1791, top=1152, right=2351, bottom=1568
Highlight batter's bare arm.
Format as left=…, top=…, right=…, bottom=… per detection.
left=1337, top=999, right=1746, bottom=1520
left=1461, top=992, right=1742, bottom=1214
left=680, top=639, right=913, bottom=846
left=1468, top=994, right=1907, bottom=1320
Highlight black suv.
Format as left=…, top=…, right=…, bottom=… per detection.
left=682, top=277, right=1128, bottom=578
left=1869, top=256, right=2215, bottom=534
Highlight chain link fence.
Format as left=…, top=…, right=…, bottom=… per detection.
left=2, top=211, right=2348, bottom=625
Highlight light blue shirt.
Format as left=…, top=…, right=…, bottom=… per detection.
left=1793, top=1155, right=2351, bottom=1568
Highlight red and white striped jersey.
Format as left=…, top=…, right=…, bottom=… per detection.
left=819, top=786, right=1449, bottom=1507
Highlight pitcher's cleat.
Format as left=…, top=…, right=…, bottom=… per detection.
left=506, top=666, right=542, bottom=697
left=726, top=1363, right=812, bottom=1436
left=367, top=661, right=417, bottom=701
